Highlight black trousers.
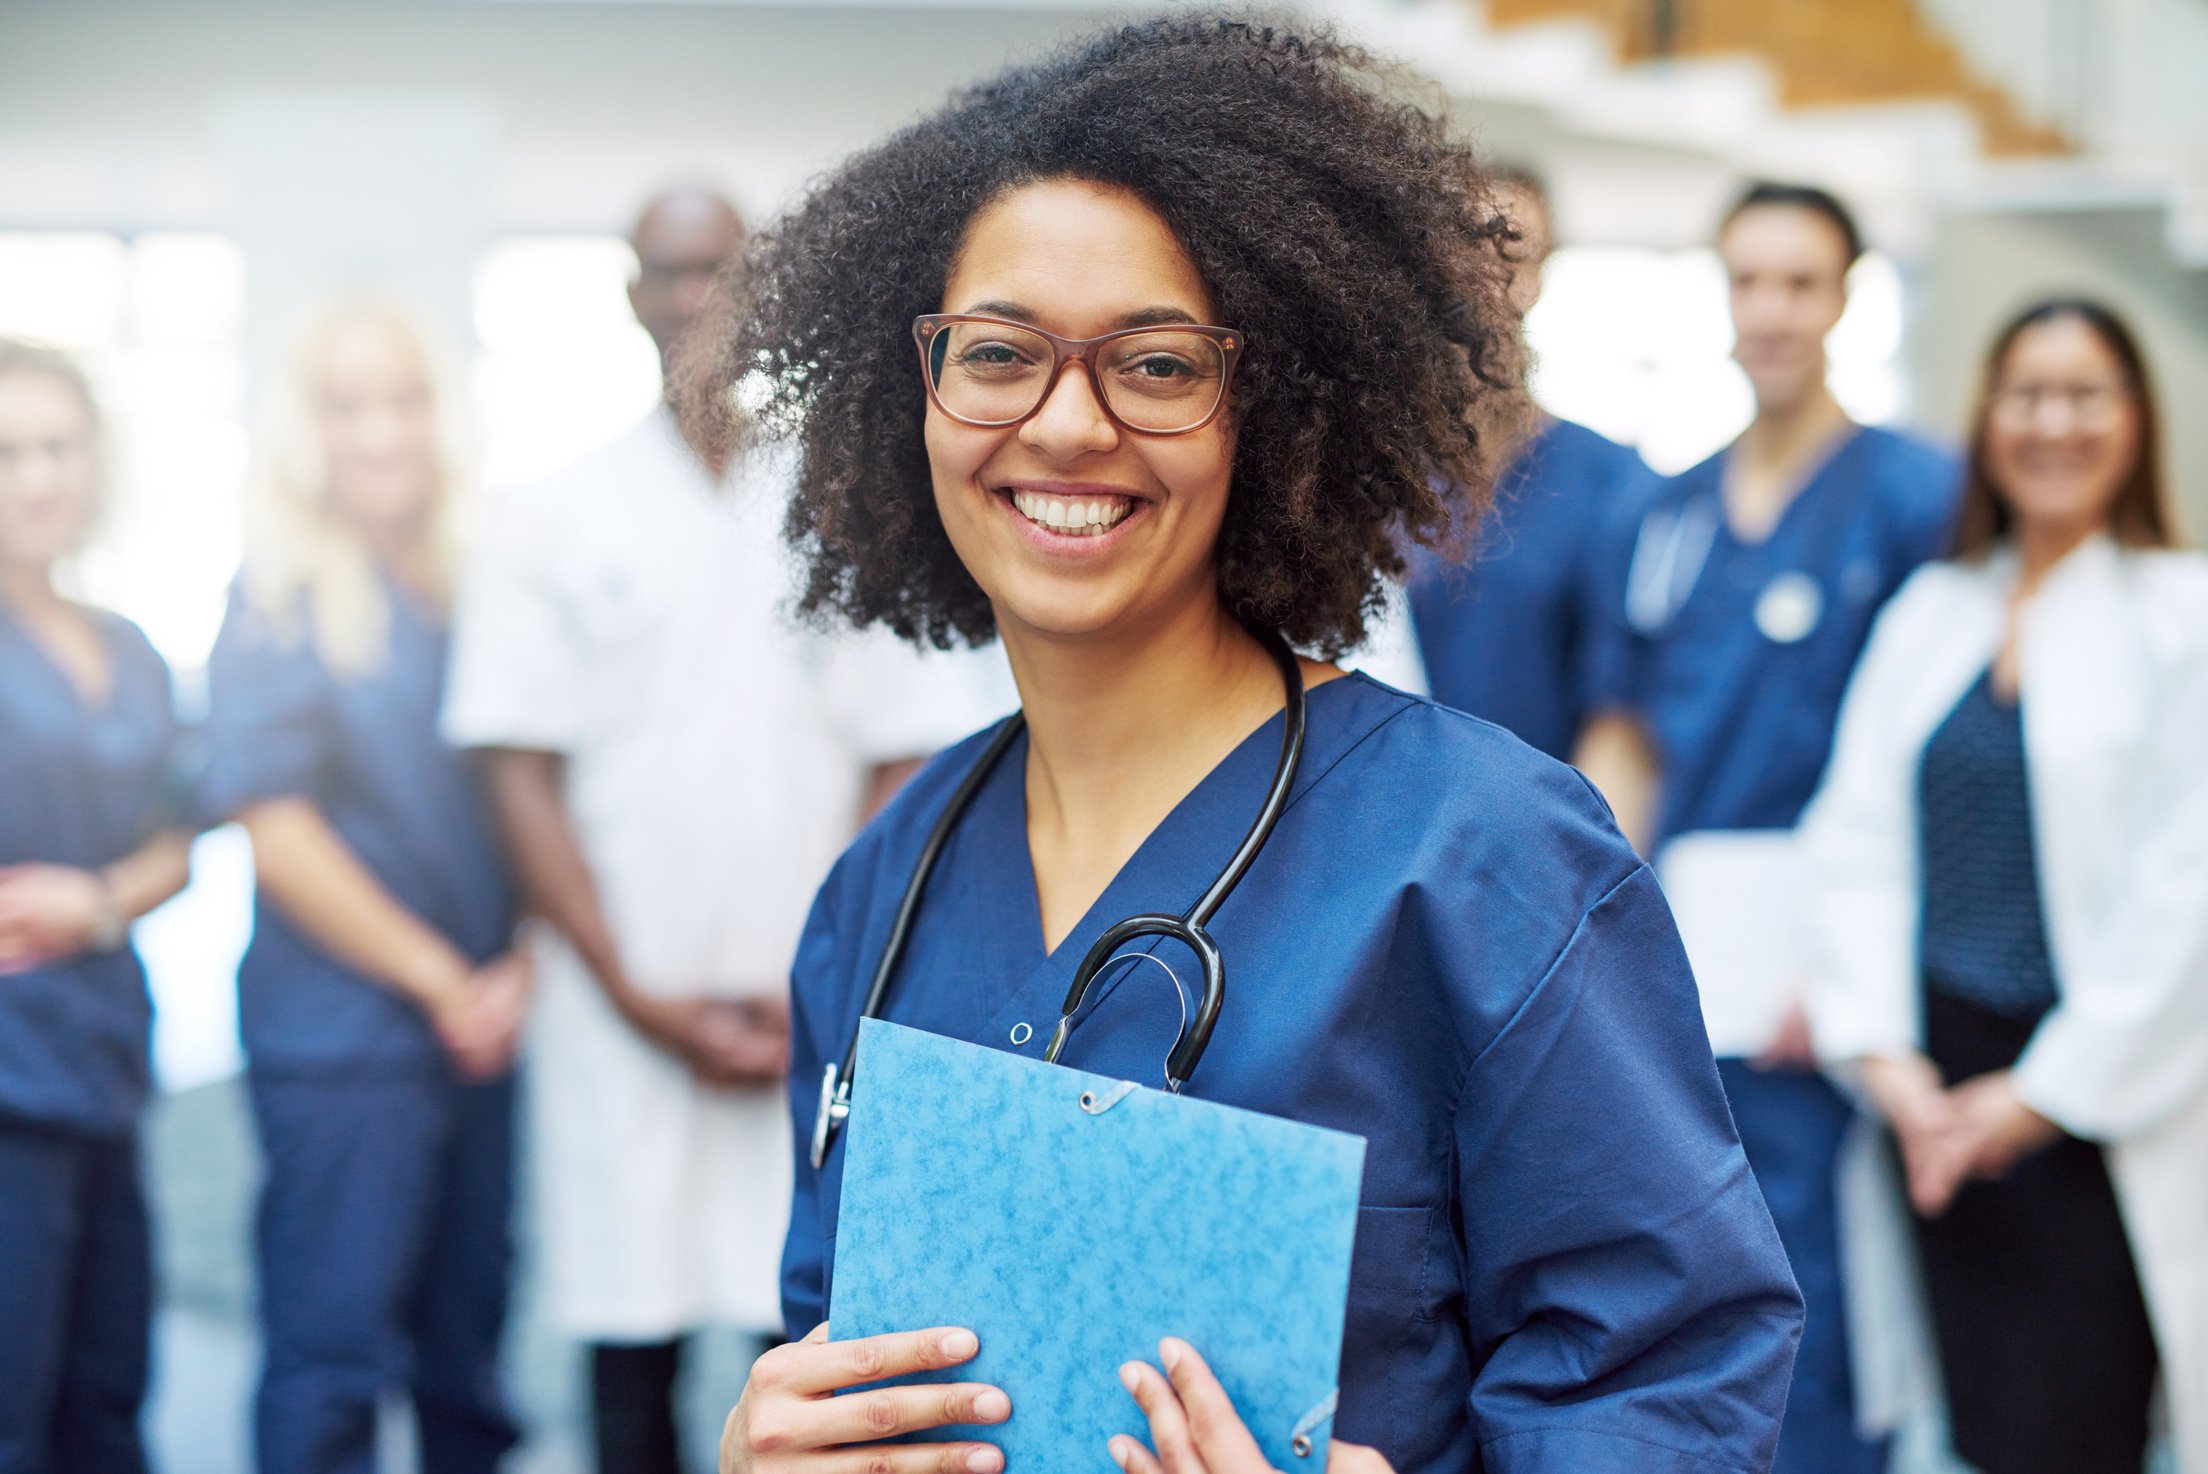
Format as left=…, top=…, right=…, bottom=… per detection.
left=1914, top=990, right=2159, bottom=1474
left=591, top=1339, right=685, bottom=1474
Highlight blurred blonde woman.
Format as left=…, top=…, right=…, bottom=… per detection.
left=1802, top=298, right=2208, bottom=1473
left=0, top=340, right=190, bottom=1474
left=197, top=299, right=528, bottom=1474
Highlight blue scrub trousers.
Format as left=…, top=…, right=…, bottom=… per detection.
left=249, top=1071, right=518, bottom=1474
left=1717, top=1061, right=1886, bottom=1474
left=0, top=1117, right=151, bottom=1474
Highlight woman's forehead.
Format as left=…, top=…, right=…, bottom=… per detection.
left=944, top=179, right=1216, bottom=330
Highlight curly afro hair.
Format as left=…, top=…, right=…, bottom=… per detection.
left=681, top=11, right=1528, bottom=655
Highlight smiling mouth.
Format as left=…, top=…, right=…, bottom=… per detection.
left=1006, top=488, right=1138, bottom=537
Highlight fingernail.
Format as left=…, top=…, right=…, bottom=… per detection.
left=1108, top=1436, right=1132, bottom=1470
left=1158, top=1338, right=1183, bottom=1372
left=1119, top=1363, right=1141, bottom=1393
left=942, top=1329, right=979, bottom=1359
left=966, top=1447, right=1002, bottom=1474
left=974, top=1389, right=1010, bottom=1422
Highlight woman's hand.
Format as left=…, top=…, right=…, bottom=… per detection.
left=0, top=863, right=106, bottom=972
left=431, top=951, right=535, bottom=1082
left=720, top=1321, right=1011, bottom=1474
left=1113, top=1338, right=1392, bottom=1474
left=1943, top=1071, right=2061, bottom=1182
left=1859, top=1051, right=1969, bottom=1215
left=620, top=991, right=791, bottom=1087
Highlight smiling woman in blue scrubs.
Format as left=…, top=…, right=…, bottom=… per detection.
left=684, top=19, right=1802, bottom=1474
left=1575, top=185, right=1960, bottom=1474
left=199, top=302, right=527, bottom=1474
left=0, top=341, right=191, bottom=1474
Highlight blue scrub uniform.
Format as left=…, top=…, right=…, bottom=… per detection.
left=1586, top=425, right=1959, bottom=1474
left=200, top=584, right=519, bottom=1474
left=786, top=674, right=1805, bottom=1473
left=0, top=605, right=177, bottom=1474
left=1407, top=417, right=1648, bottom=759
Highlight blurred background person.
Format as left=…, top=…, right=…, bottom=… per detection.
left=1406, top=164, right=1649, bottom=758
left=444, top=188, right=1007, bottom=1474
left=197, top=299, right=529, bottom=1474
left=1802, top=297, right=2207, bottom=1474
left=1573, top=182, right=1961, bottom=1474
left=0, top=340, right=191, bottom=1474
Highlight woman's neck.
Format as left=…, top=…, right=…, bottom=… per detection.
left=343, top=512, right=438, bottom=601
left=1725, top=385, right=1852, bottom=538
left=0, top=558, right=60, bottom=620
left=1006, top=599, right=1282, bottom=830
left=2013, top=517, right=2102, bottom=598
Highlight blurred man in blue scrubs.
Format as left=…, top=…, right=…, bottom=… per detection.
left=1576, top=183, right=1960, bottom=1474
left=1406, top=166, right=1649, bottom=758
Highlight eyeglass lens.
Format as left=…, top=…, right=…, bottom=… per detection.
left=1991, top=381, right=2131, bottom=427
left=926, top=321, right=1228, bottom=433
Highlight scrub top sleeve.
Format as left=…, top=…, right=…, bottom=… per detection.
left=1457, top=865, right=1802, bottom=1474
left=780, top=869, right=844, bottom=1338
left=1571, top=483, right=1654, bottom=722
left=196, top=591, right=333, bottom=825
left=441, top=487, right=585, bottom=753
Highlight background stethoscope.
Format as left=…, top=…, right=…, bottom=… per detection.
left=810, top=627, right=1308, bottom=1169
left=1623, top=489, right=1832, bottom=646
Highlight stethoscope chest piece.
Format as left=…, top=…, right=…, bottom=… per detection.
left=1754, top=570, right=1824, bottom=644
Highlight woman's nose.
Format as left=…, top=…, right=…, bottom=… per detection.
left=1019, top=361, right=1119, bottom=458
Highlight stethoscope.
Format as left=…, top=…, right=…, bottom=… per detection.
left=810, top=627, right=1308, bottom=1169
left=1623, top=489, right=1830, bottom=646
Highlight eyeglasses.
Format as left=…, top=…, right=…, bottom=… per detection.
left=914, top=314, right=1242, bottom=436
left=1988, top=380, right=2134, bottom=429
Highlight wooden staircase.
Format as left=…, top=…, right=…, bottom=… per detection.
left=1483, top=0, right=2069, bottom=156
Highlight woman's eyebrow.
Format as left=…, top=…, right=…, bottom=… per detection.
left=956, top=301, right=1203, bottom=330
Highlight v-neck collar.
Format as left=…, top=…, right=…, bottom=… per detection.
left=0, top=598, right=118, bottom=718
left=951, top=673, right=1405, bottom=1068
left=1715, top=422, right=1867, bottom=553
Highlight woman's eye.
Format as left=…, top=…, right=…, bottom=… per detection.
left=958, top=342, right=1032, bottom=367
left=1124, top=355, right=1195, bottom=379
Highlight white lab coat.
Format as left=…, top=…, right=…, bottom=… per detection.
left=1798, top=534, right=2208, bottom=1471
left=442, top=408, right=1010, bottom=1338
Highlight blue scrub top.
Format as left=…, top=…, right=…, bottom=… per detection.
left=785, top=674, right=1803, bottom=1473
left=1407, top=418, right=1649, bottom=759
left=0, top=605, right=179, bottom=1135
left=199, top=582, right=513, bottom=1075
left=1587, top=425, right=1958, bottom=847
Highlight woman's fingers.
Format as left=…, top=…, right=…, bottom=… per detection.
left=822, top=1443, right=1005, bottom=1474
left=765, top=1326, right=984, bottom=1397
left=1110, top=1433, right=1168, bottom=1474
left=1157, top=1339, right=1269, bottom=1472
left=805, top=1382, right=1011, bottom=1445
left=1120, top=1360, right=1207, bottom=1474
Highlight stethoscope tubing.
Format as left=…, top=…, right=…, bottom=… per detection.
left=810, top=626, right=1307, bottom=1169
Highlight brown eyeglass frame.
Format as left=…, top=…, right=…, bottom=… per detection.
left=913, top=314, right=1244, bottom=436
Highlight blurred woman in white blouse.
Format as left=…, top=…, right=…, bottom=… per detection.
left=1799, top=297, right=2207, bottom=1474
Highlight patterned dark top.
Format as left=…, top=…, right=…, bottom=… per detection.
left=1916, top=668, right=2060, bottom=1020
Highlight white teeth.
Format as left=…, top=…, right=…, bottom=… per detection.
left=1009, top=490, right=1134, bottom=536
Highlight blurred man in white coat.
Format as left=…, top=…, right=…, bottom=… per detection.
left=442, top=190, right=1005, bottom=1474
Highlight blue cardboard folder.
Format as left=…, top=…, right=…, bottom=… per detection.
left=830, top=1019, right=1366, bottom=1467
